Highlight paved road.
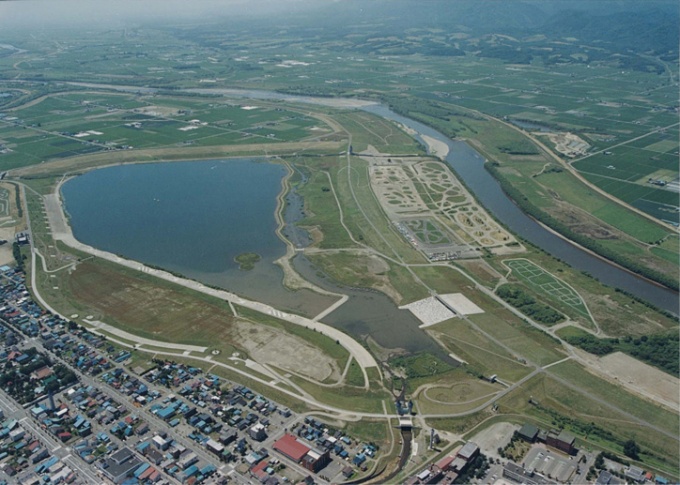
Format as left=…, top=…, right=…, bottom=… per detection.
left=0, top=375, right=103, bottom=483
left=18, top=329, right=235, bottom=483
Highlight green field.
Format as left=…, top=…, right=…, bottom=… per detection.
left=499, top=373, right=679, bottom=477
left=504, top=258, right=591, bottom=320
left=0, top=93, right=332, bottom=170
left=581, top=173, right=679, bottom=223
left=404, top=218, right=451, bottom=245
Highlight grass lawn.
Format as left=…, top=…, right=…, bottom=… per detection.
left=345, top=358, right=366, bottom=387
left=296, top=167, right=357, bottom=249
left=429, top=319, right=533, bottom=383
left=547, top=360, right=679, bottom=431
left=503, top=258, right=593, bottom=328
left=289, top=376, right=389, bottom=413
left=415, top=370, right=501, bottom=415
left=411, top=265, right=475, bottom=295
left=488, top=247, right=678, bottom=337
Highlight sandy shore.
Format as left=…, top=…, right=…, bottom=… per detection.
left=421, top=134, right=450, bottom=160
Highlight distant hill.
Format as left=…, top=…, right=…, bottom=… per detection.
left=542, top=8, right=679, bottom=55
left=174, top=0, right=679, bottom=66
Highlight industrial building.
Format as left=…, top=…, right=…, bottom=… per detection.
left=272, top=433, right=330, bottom=473
left=545, top=430, right=576, bottom=455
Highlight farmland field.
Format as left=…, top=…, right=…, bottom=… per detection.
left=0, top=93, right=333, bottom=170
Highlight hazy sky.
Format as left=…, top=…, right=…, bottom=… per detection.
left=0, top=0, right=313, bottom=29
left=0, top=1, right=674, bottom=32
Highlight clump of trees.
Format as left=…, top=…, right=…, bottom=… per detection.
left=564, top=331, right=679, bottom=377
left=496, top=284, right=564, bottom=325
left=498, top=431, right=531, bottom=462
left=454, top=454, right=489, bottom=484
left=623, top=440, right=641, bottom=460
left=12, top=242, right=25, bottom=271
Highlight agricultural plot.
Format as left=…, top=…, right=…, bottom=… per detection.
left=503, top=258, right=590, bottom=319
left=0, top=93, right=333, bottom=170
left=567, top=130, right=679, bottom=223
left=0, top=132, right=105, bottom=170
left=582, top=174, right=679, bottom=224
left=416, top=59, right=679, bottom=226
left=58, top=92, right=151, bottom=110
left=573, top=146, right=677, bottom=182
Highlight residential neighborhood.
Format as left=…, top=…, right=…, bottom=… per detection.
left=0, top=266, right=383, bottom=484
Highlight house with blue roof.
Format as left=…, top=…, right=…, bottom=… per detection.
left=134, top=463, right=150, bottom=478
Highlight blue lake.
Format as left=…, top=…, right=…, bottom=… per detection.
left=61, top=159, right=336, bottom=316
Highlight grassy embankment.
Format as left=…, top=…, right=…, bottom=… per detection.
left=490, top=248, right=677, bottom=337
left=430, top=361, right=679, bottom=479
left=502, top=258, right=594, bottom=328
left=293, top=109, right=433, bottom=305
left=24, top=187, right=355, bottom=396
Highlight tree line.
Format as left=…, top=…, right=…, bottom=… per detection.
left=564, top=330, right=679, bottom=377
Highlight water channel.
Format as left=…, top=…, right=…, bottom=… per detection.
left=60, top=85, right=678, bottom=358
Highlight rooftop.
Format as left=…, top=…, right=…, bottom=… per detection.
left=519, top=423, right=539, bottom=439
left=273, top=434, right=310, bottom=462
left=457, top=441, right=479, bottom=460
left=556, top=430, right=575, bottom=445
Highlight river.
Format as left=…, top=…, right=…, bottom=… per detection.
left=362, top=105, right=678, bottom=315
left=60, top=83, right=678, bottom=317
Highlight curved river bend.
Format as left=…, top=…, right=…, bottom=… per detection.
left=361, top=105, right=677, bottom=314
left=184, top=85, right=677, bottom=313
left=62, top=84, right=679, bottom=317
